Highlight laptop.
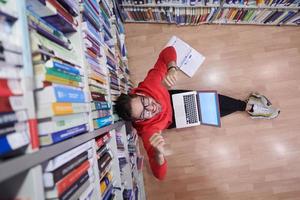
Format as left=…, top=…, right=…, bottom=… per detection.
left=172, top=91, right=221, bottom=128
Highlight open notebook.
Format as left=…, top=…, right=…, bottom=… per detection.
left=166, top=36, right=205, bottom=77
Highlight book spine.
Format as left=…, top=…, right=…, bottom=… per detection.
left=47, top=0, right=77, bottom=26
left=91, top=101, right=111, bottom=110
left=51, top=60, right=80, bottom=75
left=0, top=110, right=28, bottom=126
left=43, top=150, right=90, bottom=188
left=36, top=74, right=82, bottom=88
left=44, top=141, right=92, bottom=172
left=38, top=113, right=89, bottom=135
left=91, top=109, right=110, bottom=119
left=37, top=85, right=86, bottom=103
left=0, top=131, right=29, bottom=156
left=50, top=124, right=88, bottom=144
left=52, top=102, right=89, bottom=115
left=93, top=115, right=112, bottom=129
left=90, top=92, right=106, bottom=101
left=0, top=66, right=22, bottom=79
left=60, top=172, right=90, bottom=200
left=0, top=79, right=23, bottom=96
left=78, top=184, right=94, bottom=200
left=56, top=159, right=91, bottom=196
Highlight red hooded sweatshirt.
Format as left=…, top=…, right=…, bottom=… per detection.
left=130, top=46, right=177, bottom=180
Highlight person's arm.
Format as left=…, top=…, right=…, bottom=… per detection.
left=141, top=131, right=167, bottom=180
left=141, top=46, right=177, bottom=85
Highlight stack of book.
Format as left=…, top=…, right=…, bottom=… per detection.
left=80, top=0, right=112, bottom=130
left=42, top=141, right=95, bottom=200
left=215, top=8, right=300, bottom=25
left=121, top=0, right=220, bottom=6
left=100, top=171, right=114, bottom=200
left=27, top=0, right=89, bottom=147
left=95, top=132, right=114, bottom=198
left=0, top=1, right=31, bottom=158
left=120, top=6, right=219, bottom=25
left=225, top=0, right=300, bottom=7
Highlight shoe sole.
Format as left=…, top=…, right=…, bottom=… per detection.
left=249, top=110, right=280, bottom=119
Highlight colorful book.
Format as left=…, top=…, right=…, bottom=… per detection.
left=0, top=110, right=28, bottom=127
left=30, top=31, right=80, bottom=65
left=45, top=160, right=91, bottom=198
left=0, top=131, right=29, bottom=156
left=93, top=115, right=113, bottom=129
left=91, top=101, right=110, bottom=110
left=0, top=122, right=27, bottom=136
left=0, top=79, right=23, bottom=96
left=61, top=172, right=92, bottom=200
left=39, top=123, right=89, bottom=146
left=27, top=10, right=72, bottom=50
left=38, top=112, right=89, bottom=135
left=91, top=109, right=110, bottom=119
left=0, top=96, right=26, bottom=113
left=37, top=102, right=89, bottom=118
left=36, top=85, right=86, bottom=104
left=43, top=149, right=91, bottom=188
left=43, top=141, right=92, bottom=172
left=78, top=184, right=94, bottom=200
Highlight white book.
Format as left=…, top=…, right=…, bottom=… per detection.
left=35, top=84, right=87, bottom=104
left=165, top=36, right=205, bottom=77
left=37, top=102, right=89, bottom=119
left=273, top=11, right=289, bottom=25
left=43, top=141, right=93, bottom=172
left=0, top=66, right=22, bottom=79
left=6, top=96, right=26, bottom=111
left=78, top=184, right=94, bottom=200
left=0, top=131, right=29, bottom=155
left=43, top=148, right=93, bottom=188
left=38, top=113, right=89, bottom=136
left=45, top=165, right=94, bottom=199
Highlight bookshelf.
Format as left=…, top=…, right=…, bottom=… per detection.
left=116, top=0, right=300, bottom=26
left=0, top=0, right=146, bottom=200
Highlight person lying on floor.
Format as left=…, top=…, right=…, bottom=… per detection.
left=115, top=46, right=280, bottom=180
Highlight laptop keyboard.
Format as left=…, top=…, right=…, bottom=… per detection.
left=183, top=94, right=198, bottom=124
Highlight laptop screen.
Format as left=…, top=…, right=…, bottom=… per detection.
left=197, top=91, right=221, bottom=127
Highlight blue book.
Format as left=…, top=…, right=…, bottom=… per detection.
left=82, top=2, right=101, bottom=29
left=94, top=116, right=112, bottom=129
left=36, top=85, right=86, bottom=103
left=40, top=124, right=88, bottom=146
left=52, top=61, right=80, bottom=75
left=0, top=131, right=29, bottom=156
left=92, top=101, right=111, bottom=110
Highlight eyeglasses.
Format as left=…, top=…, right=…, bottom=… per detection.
left=139, top=96, right=151, bottom=120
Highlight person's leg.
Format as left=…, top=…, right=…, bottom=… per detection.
left=218, top=94, right=247, bottom=117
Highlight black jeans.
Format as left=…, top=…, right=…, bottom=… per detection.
left=168, top=90, right=247, bottom=129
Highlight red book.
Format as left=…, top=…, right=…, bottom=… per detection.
left=91, top=92, right=106, bottom=101
left=0, top=79, right=22, bottom=97
left=0, top=97, right=13, bottom=113
left=56, top=160, right=90, bottom=196
left=47, top=0, right=78, bottom=26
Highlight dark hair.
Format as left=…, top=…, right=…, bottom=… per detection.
left=115, top=93, right=138, bottom=121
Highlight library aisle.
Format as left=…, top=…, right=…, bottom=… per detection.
left=125, top=24, right=300, bottom=200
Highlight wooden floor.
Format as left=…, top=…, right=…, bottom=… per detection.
left=124, top=24, right=300, bottom=200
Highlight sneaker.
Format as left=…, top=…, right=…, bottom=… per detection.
left=248, top=104, right=280, bottom=119
left=247, top=92, right=272, bottom=107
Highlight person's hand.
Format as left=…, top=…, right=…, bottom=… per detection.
left=149, top=131, right=165, bottom=155
left=163, top=67, right=178, bottom=88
